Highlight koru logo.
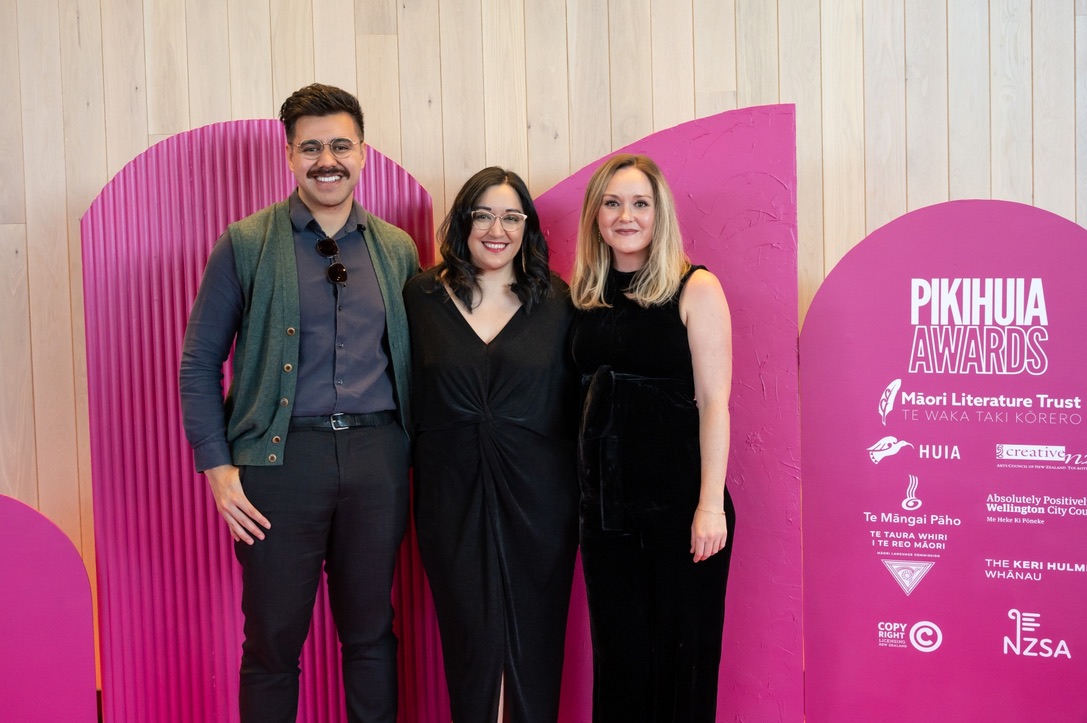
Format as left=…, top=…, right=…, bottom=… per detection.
left=909, top=621, right=942, bottom=652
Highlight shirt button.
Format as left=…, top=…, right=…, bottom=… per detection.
left=272, top=436, right=281, bottom=444
left=279, top=398, right=289, bottom=407
left=283, top=363, right=293, bottom=372
left=286, top=327, right=297, bottom=336
left=338, top=343, right=345, bottom=349
left=336, top=379, right=343, bottom=385
left=267, top=453, right=278, bottom=462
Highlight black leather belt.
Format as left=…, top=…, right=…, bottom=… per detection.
left=289, top=411, right=396, bottom=431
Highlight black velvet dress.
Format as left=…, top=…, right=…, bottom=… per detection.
left=403, top=269, right=579, bottom=722
left=570, top=266, right=736, bottom=723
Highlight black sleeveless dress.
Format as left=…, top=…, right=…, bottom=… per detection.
left=570, top=265, right=736, bottom=723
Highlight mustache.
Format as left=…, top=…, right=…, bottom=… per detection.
left=307, top=165, right=348, bottom=178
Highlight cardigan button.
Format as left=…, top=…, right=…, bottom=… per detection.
left=279, top=398, right=289, bottom=407
left=283, top=363, right=293, bottom=372
left=267, top=454, right=278, bottom=463
left=272, top=436, right=281, bottom=444
left=286, top=327, right=297, bottom=336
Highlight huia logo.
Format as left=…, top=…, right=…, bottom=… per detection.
left=1003, top=609, right=1071, bottom=658
left=867, top=436, right=913, bottom=464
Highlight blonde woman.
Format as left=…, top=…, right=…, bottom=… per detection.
left=570, top=154, right=736, bottom=722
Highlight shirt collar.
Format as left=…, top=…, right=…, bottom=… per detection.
left=288, top=189, right=368, bottom=238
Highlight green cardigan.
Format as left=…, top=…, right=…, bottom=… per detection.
left=225, top=200, right=418, bottom=466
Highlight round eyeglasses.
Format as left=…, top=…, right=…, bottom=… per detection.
left=293, top=138, right=363, bottom=160
left=316, top=237, right=348, bottom=284
left=471, top=210, right=528, bottom=232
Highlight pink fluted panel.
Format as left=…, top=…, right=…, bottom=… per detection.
left=81, top=119, right=449, bottom=722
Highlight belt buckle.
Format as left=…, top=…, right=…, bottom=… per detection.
left=329, top=413, right=350, bottom=431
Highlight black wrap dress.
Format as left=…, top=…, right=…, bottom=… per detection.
left=403, top=269, right=579, bottom=722
left=570, top=265, right=736, bottom=723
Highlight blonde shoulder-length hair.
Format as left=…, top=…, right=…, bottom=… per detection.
left=570, top=154, right=690, bottom=309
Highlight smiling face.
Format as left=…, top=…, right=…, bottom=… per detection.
left=596, top=165, right=656, bottom=271
left=286, top=112, right=365, bottom=220
left=467, top=183, right=525, bottom=277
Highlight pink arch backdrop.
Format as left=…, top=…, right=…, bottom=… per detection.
left=0, top=494, right=97, bottom=722
left=537, top=104, right=802, bottom=720
left=83, top=107, right=801, bottom=721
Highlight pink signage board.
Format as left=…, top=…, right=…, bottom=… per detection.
left=801, top=201, right=1087, bottom=721
left=537, top=104, right=801, bottom=721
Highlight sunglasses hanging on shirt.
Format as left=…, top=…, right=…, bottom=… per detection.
left=315, top=237, right=348, bottom=285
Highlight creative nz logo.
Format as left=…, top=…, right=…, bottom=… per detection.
left=1003, top=609, right=1071, bottom=658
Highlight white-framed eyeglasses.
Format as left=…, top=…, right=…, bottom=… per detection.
left=471, top=210, right=528, bottom=231
left=293, top=138, right=363, bottom=160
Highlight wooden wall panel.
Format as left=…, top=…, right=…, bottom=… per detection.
left=608, top=0, right=654, bottom=149
left=101, top=0, right=149, bottom=176
left=314, top=0, right=358, bottom=92
left=0, top=1, right=25, bottom=224
left=271, top=0, right=316, bottom=108
left=780, top=0, right=822, bottom=325
left=651, top=0, right=695, bottom=131
left=17, top=0, right=82, bottom=548
left=145, top=0, right=191, bottom=135
left=524, top=0, right=571, bottom=195
left=483, top=0, right=530, bottom=173
left=0, top=225, right=36, bottom=507
left=693, top=0, right=737, bottom=116
left=905, top=0, right=948, bottom=211
left=186, top=0, right=232, bottom=127
left=737, top=0, right=779, bottom=107
left=356, top=0, right=402, bottom=163
left=438, top=0, right=485, bottom=200
left=398, top=0, right=446, bottom=221
left=567, top=0, right=610, bottom=170
left=1032, top=0, right=1076, bottom=219
left=863, top=0, right=906, bottom=233
left=227, top=0, right=274, bottom=120
left=820, top=0, right=866, bottom=271
left=948, top=0, right=990, bottom=199
left=59, top=0, right=108, bottom=678
left=990, top=0, right=1033, bottom=204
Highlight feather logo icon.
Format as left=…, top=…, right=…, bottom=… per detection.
left=879, top=379, right=901, bottom=426
left=868, top=436, right=913, bottom=464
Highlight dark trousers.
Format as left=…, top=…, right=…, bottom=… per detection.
left=580, top=495, right=735, bottom=723
left=234, top=423, right=410, bottom=723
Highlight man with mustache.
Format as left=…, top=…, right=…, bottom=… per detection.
left=179, top=83, right=419, bottom=722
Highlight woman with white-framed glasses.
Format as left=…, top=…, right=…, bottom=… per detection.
left=403, top=167, right=578, bottom=722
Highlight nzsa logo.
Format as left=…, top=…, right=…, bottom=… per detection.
left=1003, top=609, right=1071, bottom=659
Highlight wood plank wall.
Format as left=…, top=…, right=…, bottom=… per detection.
left=3, top=0, right=1086, bottom=678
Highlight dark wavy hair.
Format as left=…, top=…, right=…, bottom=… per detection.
left=279, top=83, right=365, bottom=142
left=436, top=167, right=552, bottom=313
